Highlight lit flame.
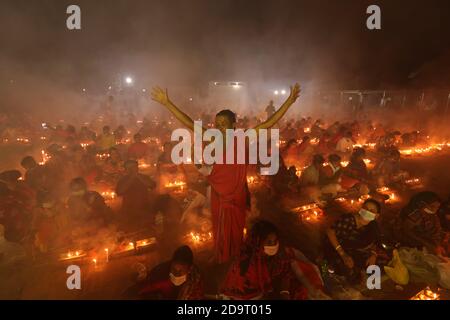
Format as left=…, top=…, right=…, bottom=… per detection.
left=96, top=153, right=110, bottom=160
left=16, top=137, right=30, bottom=143
left=400, top=142, right=449, bottom=156
left=411, top=287, right=440, bottom=300
left=188, top=231, right=213, bottom=244
left=165, top=180, right=186, bottom=189
left=247, top=176, right=257, bottom=184
left=39, top=149, right=51, bottom=165
left=340, top=161, right=349, bottom=167
left=101, top=191, right=116, bottom=200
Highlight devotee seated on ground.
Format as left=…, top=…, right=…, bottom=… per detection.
left=113, top=125, right=127, bottom=142
left=127, top=133, right=149, bottom=160
left=335, top=131, right=355, bottom=160
left=220, top=220, right=329, bottom=300
left=96, top=125, right=116, bottom=152
left=393, top=191, right=446, bottom=256
left=320, top=154, right=344, bottom=198
left=30, top=191, right=66, bottom=254
left=340, top=148, right=370, bottom=197
left=131, top=245, right=204, bottom=300
left=115, top=159, right=156, bottom=218
left=438, top=195, right=450, bottom=233
left=324, top=199, right=383, bottom=285
left=101, top=147, right=124, bottom=184
left=20, top=156, right=49, bottom=193
left=300, top=154, right=326, bottom=205
left=67, top=177, right=112, bottom=233
left=0, top=170, right=35, bottom=243
left=372, top=149, right=408, bottom=188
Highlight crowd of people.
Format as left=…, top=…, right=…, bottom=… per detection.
left=0, top=86, right=449, bottom=300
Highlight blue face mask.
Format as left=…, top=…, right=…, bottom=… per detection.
left=359, top=208, right=377, bottom=222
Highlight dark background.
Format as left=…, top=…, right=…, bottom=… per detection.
left=0, top=0, right=449, bottom=98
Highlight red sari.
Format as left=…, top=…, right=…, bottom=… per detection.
left=207, top=140, right=249, bottom=264
left=221, top=244, right=325, bottom=300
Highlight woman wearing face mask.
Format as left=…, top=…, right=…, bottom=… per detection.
left=138, top=245, right=204, bottom=300
left=221, top=220, right=327, bottom=300
left=325, top=199, right=382, bottom=284
left=395, top=191, right=445, bottom=256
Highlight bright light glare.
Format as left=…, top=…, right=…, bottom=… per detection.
left=274, top=90, right=279, bottom=95
left=281, top=89, right=286, bottom=95
left=125, top=76, right=133, bottom=85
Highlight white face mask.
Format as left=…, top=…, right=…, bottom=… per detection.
left=264, top=242, right=279, bottom=256
left=42, top=202, right=54, bottom=209
left=169, top=273, right=187, bottom=286
left=330, top=163, right=340, bottom=174
left=359, top=208, right=377, bottom=222
left=71, top=190, right=86, bottom=197
left=423, top=207, right=437, bottom=215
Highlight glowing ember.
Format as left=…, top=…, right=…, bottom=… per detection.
left=310, top=138, right=320, bottom=145
left=340, top=161, right=349, bottom=167
left=304, top=127, right=311, bottom=133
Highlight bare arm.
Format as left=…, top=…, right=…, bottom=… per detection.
left=151, top=86, right=204, bottom=132
left=254, top=83, right=301, bottom=131
left=326, top=226, right=354, bottom=268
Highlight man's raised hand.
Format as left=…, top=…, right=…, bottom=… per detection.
left=151, top=86, right=170, bottom=106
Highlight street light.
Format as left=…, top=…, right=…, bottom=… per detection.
left=281, top=89, right=286, bottom=95
left=274, top=90, right=279, bottom=95
left=125, top=76, right=133, bottom=85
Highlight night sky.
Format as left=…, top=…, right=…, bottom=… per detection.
left=0, top=0, right=449, bottom=92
